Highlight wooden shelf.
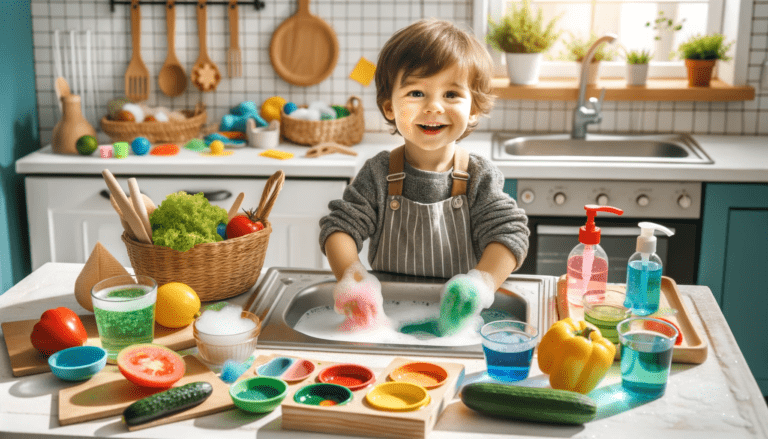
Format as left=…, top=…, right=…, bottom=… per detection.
left=491, top=77, right=755, bottom=102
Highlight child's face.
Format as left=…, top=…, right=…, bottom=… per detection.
left=383, top=64, right=478, bottom=155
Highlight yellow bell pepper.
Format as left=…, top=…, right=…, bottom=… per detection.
left=537, top=317, right=615, bottom=394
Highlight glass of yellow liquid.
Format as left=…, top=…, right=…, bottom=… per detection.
left=91, top=275, right=157, bottom=363
left=582, top=289, right=631, bottom=344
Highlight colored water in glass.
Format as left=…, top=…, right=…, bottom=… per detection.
left=481, top=330, right=535, bottom=382
left=620, top=331, right=674, bottom=398
left=584, top=304, right=627, bottom=344
left=567, top=255, right=608, bottom=306
left=92, top=286, right=156, bottom=362
left=624, top=260, right=663, bottom=316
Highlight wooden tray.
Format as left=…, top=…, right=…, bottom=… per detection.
left=58, top=355, right=233, bottom=430
left=557, top=275, right=708, bottom=364
left=271, top=355, right=464, bottom=439
left=1, top=315, right=195, bottom=377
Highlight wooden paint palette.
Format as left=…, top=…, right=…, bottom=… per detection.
left=271, top=355, right=465, bottom=439
left=1, top=316, right=195, bottom=377
left=557, top=275, right=708, bottom=364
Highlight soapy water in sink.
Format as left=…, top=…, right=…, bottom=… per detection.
left=293, top=300, right=515, bottom=346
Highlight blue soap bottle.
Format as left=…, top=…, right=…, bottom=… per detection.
left=624, top=222, right=674, bottom=315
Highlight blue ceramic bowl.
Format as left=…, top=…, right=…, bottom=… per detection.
left=48, top=346, right=107, bottom=381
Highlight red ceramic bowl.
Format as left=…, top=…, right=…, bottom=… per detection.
left=317, top=363, right=375, bottom=391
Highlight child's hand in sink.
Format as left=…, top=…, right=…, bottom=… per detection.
left=333, top=262, right=388, bottom=331
left=437, top=269, right=495, bottom=336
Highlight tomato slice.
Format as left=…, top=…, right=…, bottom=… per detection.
left=117, top=344, right=185, bottom=388
left=643, top=318, right=684, bottom=346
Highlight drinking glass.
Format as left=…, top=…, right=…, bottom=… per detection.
left=617, top=317, right=678, bottom=399
left=583, top=289, right=631, bottom=344
left=480, top=320, right=538, bottom=382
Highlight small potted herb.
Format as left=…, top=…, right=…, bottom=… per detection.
left=677, top=33, right=733, bottom=87
left=624, top=48, right=653, bottom=86
left=562, top=33, right=617, bottom=85
left=646, top=11, right=685, bottom=61
left=487, top=0, right=562, bottom=85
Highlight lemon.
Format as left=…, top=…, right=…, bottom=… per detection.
left=155, top=282, right=201, bottom=328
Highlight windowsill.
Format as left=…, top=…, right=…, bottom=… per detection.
left=491, top=77, right=755, bottom=101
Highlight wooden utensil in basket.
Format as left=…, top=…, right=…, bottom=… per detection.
left=122, top=170, right=286, bottom=301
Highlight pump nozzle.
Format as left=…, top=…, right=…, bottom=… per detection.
left=636, top=221, right=674, bottom=254
left=579, top=204, right=624, bottom=245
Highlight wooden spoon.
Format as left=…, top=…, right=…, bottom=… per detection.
left=124, top=0, right=150, bottom=102
left=158, top=0, right=187, bottom=97
left=191, top=0, right=221, bottom=92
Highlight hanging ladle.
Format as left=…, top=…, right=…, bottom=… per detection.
left=191, top=0, right=221, bottom=92
left=158, top=0, right=187, bottom=97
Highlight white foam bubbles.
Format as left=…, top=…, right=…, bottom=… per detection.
left=195, top=305, right=256, bottom=336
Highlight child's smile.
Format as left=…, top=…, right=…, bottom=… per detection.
left=384, top=64, right=478, bottom=164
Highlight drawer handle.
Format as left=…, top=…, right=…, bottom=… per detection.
left=181, top=190, right=232, bottom=202
left=100, top=189, right=147, bottom=199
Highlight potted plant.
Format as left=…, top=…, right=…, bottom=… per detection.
left=562, top=33, right=617, bottom=85
left=677, top=33, right=733, bottom=87
left=624, top=48, right=652, bottom=86
left=487, top=0, right=561, bottom=85
left=646, top=10, right=685, bottom=61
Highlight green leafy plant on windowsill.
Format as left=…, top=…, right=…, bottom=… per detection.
left=677, top=33, right=733, bottom=60
left=646, top=11, right=685, bottom=41
left=561, top=33, right=617, bottom=62
left=486, top=0, right=562, bottom=53
left=624, top=48, right=653, bottom=65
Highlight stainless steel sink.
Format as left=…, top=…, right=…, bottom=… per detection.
left=246, top=268, right=556, bottom=358
left=492, top=132, right=713, bottom=164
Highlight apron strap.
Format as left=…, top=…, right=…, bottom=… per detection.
left=386, top=145, right=470, bottom=196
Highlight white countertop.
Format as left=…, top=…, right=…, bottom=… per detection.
left=1, top=263, right=767, bottom=439
left=15, top=133, right=768, bottom=182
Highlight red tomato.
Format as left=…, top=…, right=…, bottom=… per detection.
left=30, top=307, right=87, bottom=356
left=225, top=214, right=264, bottom=239
left=644, top=318, right=683, bottom=346
left=117, top=344, right=185, bottom=388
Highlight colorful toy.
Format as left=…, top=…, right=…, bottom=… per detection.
left=76, top=135, right=98, bottom=155
left=283, top=102, right=298, bottom=115
left=349, top=56, right=376, bottom=86
left=220, top=113, right=267, bottom=132
left=150, top=144, right=180, bottom=156
left=99, top=145, right=113, bottom=158
left=184, top=138, right=207, bottom=151
left=200, top=140, right=234, bottom=156
left=131, top=137, right=151, bottom=155
left=261, top=96, right=287, bottom=122
left=113, top=142, right=129, bottom=158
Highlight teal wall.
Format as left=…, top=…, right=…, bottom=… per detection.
left=0, top=0, right=38, bottom=293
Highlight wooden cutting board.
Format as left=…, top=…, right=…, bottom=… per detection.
left=58, top=355, right=234, bottom=430
left=2, top=315, right=195, bottom=377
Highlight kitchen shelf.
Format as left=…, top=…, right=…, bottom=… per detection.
left=491, top=77, right=755, bottom=102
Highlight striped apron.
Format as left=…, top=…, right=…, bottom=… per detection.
left=371, top=145, right=476, bottom=279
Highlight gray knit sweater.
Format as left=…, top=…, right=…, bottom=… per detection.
left=319, top=150, right=530, bottom=271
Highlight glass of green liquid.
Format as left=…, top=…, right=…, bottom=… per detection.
left=91, top=275, right=157, bottom=363
left=617, top=317, right=678, bottom=399
left=582, top=289, right=631, bottom=344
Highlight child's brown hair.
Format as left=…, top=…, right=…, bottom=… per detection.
left=375, top=19, right=495, bottom=139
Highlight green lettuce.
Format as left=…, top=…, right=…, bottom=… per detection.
left=149, top=191, right=228, bottom=252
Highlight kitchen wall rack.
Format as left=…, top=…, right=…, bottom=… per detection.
left=109, top=0, right=265, bottom=12
left=491, top=78, right=755, bottom=102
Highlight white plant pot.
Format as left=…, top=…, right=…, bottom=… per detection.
left=505, top=53, right=543, bottom=85
left=626, top=64, right=649, bottom=86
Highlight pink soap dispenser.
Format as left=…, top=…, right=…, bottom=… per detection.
left=566, top=204, right=624, bottom=306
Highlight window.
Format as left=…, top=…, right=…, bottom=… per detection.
left=474, top=0, right=727, bottom=80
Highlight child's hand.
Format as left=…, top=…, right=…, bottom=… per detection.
left=437, top=269, right=495, bottom=336
left=333, top=262, right=388, bottom=331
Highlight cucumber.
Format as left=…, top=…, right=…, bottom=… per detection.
left=461, top=382, right=597, bottom=425
left=122, top=381, right=213, bottom=426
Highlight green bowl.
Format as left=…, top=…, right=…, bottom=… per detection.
left=293, top=383, right=353, bottom=407
left=229, top=376, right=288, bottom=413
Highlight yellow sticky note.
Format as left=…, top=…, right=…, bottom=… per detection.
left=259, top=149, right=294, bottom=160
left=350, top=57, right=376, bottom=86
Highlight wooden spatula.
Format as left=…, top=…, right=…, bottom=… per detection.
left=125, top=0, right=150, bottom=101
left=227, top=0, right=242, bottom=77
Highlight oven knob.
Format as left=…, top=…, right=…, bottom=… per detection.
left=678, top=194, right=692, bottom=209
left=596, top=193, right=609, bottom=205
left=636, top=194, right=650, bottom=207
left=519, top=189, right=535, bottom=204
left=553, top=192, right=567, bottom=205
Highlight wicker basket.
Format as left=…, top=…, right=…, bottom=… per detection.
left=101, top=103, right=207, bottom=144
left=121, top=170, right=285, bottom=302
left=281, top=96, right=364, bottom=146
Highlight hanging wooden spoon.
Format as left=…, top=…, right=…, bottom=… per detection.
left=191, top=0, right=221, bottom=92
left=158, top=0, right=187, bottom=97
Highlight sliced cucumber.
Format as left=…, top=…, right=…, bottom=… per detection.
left=122, top=381, right=213, bottom=426
left=461, top=382, right=597, bottom=425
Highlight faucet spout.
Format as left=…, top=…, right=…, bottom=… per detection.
left=572, top=34, right=617, bottom=139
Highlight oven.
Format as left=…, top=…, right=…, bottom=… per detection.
left=513, top=179, right=702, bottom=284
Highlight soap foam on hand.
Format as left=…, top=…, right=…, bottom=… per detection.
left=333, top=263, right=389, bottom=332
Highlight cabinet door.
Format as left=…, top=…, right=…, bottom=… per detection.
left=698, top=183, right=768, bottom=395
left=25, top=176, right=347, bottom=271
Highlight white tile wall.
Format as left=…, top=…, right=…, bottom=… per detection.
left=30, top=0, right=768, bottom=146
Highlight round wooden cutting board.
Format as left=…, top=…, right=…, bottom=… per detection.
left=270, top=0, right=339, bottom=86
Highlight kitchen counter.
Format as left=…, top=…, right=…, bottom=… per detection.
left=15, top=133, right=768, bottom=182
left=1, top=263, right=767, bottom=439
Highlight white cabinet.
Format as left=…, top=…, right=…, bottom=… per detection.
left=25, top=176, right=348, bottom=271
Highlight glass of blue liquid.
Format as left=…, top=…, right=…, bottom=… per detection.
left=617, top=317, right=678, bottom=399
left=480, top=320, right=538, bottom=382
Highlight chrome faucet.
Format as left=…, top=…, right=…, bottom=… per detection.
left=572, top=34, right=617, bottom=139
